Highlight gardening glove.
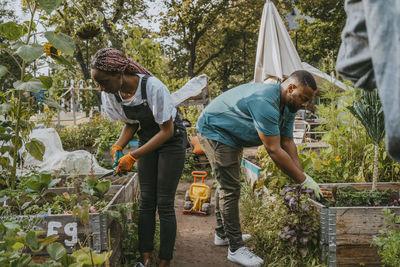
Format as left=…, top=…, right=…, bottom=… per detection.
left=110, top=145, right=124, bottom=168
left=114, top=153, right=137, bottom=176
left=301, top=173, right=323, bottom=201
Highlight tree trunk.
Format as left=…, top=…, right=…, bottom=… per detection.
left=372, top=144, right=379, bottom=191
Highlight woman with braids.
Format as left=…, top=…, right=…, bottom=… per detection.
left=91, top=48, right=186, bottom=267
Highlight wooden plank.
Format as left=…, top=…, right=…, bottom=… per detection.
left=2, top=177, right=136, bottom=258
left=310, top=183, right=400, bottom=266
left=337, top=245, right=382, bottom=267
left=123, top=173, right=138, bottom=203
left=318, top=182, right=400, bottom=191
left=333, top=206, right=400, bottom=245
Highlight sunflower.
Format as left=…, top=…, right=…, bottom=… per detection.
left=76, top=22, right=101, bottom=40
left=44, top=43, right=61, bottom=58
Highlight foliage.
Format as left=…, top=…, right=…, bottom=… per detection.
left=45, top=0, right=147, bottom=80
left=92, top=118, right=125, bottom=168
left=373, top=209, right=400, bottom=267
left=334, top=188, right=398, bottom=207
left=82, top=177, right=111, bottom=199
left=105, top=202, right=160, bottom=266
left=105, top=202, right=141, bottom=266
left=159, top=0, right=265, bottom=93
left=255, top=87, right=400, bottom=191
left=241, top=181, right=322, bottom=266
left=57, top=116, right=123, bottom=154
left=277, top=0, right=345, bottom=69
left=25, top=172, right=60, bottom=193
left=178, top=105, right=203, bottom=127
left=0, top=220, right=110, bottom=267
left=347, top=90, right=385, bottom=146
left=0, top=0, right=72, bottom=189
left=159, top=0, right=233, bottom=78
left=0, top=171, right=109, bottom=217
left=347, top=90, right=385, bottom=190
left=280, top=185, right=320, bottom=260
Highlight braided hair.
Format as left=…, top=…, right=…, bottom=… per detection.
left=91, top=48, right=152, bottom=76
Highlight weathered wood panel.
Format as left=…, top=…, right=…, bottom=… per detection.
left=2, top=175, right=138, bottom=263
left=337, top=245, right=381, bottom=267
left=312, top=182, right=400, bottom=267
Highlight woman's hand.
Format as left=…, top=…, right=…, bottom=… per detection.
left=115, top=153, right=137, bottom=175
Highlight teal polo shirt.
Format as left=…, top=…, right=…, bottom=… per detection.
left=196, top=82, right=296, bottom=148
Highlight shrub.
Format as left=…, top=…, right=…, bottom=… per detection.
left=241, top=181, right=322, bottom=266
left=373, top=209, right=400, bottom=266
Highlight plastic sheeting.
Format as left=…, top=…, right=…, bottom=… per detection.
left=171, top=74, right=208, bottom=106
left=23, top=128, right=110, bottom=175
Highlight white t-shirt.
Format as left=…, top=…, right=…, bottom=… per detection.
left=101, top=74, right=177, bottom=125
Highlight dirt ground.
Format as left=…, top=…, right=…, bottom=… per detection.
left=171, top=180, right=239, bottom=267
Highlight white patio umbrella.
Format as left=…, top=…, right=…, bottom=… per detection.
left=254, top=0, right=302, bottom=82
left=253, top=1, right=348, bottom=92
left=301, top=62, right=347, bottom=91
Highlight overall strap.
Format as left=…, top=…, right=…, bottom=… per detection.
left=141, top=75, right=150, bottom=105
left=114, top=92, right=122, bottom=103
left=114, top=75, right=151, bottom=103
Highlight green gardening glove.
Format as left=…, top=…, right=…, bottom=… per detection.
left=110, top=145, right=124, bottom=168
left=301, top=173, right=323, bottom=200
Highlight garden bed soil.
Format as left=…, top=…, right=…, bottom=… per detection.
left=311, top=182, right=400, bottom=267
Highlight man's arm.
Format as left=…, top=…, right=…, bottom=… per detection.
left=281, top=136, right=303, bottom=172
left=258, top=131, right=306, bottom=183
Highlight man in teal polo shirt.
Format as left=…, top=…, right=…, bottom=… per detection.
left=197, top=70, right=322, bottom=267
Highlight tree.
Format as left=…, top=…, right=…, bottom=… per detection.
left=204, top=0, right=265, bottom=91
left=159, top=0, right=238, bottom=78
left=46, top=0, right=147, bottom=80
left=348, top=90, right=385, bottom=191
left=278, top=0, right=345, bottom=69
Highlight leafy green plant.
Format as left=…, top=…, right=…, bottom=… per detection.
left=334, top=187, right=398, bottom=207
left=82, top=177, right=111, bottom=199
left=105, top=202, right=141, bottom=266
left=347, top=90, right=385, bottom=190
left=280, top=185, right=320, bottom=260
left=240, top=180, right=321, bottom=266
left=373, top=209, right=400, bottom=266
left=0, top=220, right=110, bottom=267
left=25, top=172, right=61, bottom=193
left=0, top=0, right=74, bottom=189
left=0, top=221, right=58, bottom=266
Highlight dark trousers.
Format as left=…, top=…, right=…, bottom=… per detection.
left=137, top=138, right=186, bottom=260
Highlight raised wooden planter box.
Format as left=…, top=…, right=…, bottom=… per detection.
left=311, top=182, right=400, bottom=267
left=6, top=173, right=138, bottom=264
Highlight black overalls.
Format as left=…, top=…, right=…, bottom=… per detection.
left=115, top=75, right=186, bottom=260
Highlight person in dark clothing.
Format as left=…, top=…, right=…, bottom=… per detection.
left=91, top=48, right=186, bottom=267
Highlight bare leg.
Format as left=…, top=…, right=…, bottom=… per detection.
left=142, top=252, right=152, bottom=266
left=159, top=259, right=170, bottom=267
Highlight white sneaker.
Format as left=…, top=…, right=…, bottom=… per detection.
left=214, top=233, right=252, bottom=246
left=227, top=247, right=264, bottom=267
